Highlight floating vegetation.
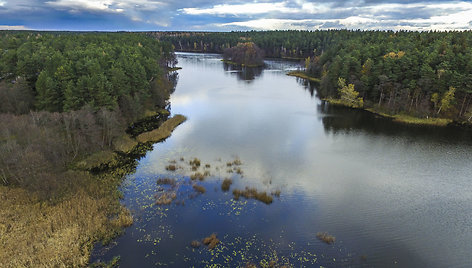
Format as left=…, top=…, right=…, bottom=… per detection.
left=233, top=187, right=273, bottom=204
left=190, top=172, right=205, bottom=181
left=227, top=162, right=233, bottom=167
left=189, top=158, right=201, bottom=167
left=202, top=233, right=220, bottom=250
left=203, top=170, right=211, bottom=177
left=271, top=190, right=281, bottom=197
left=155, top=191, right=177, bottom=205
left=191, top=240, right=201, bottom=248
left=193, top=184, right=206, bottom=194
left=205, top=164, right=211, bottom=168
left=156, top=178, right=176, bottom=186
left=316, top=232, right=336, bottom=244
left=234, top=167, right=243, bottom=175
left=232, top=158, right=242, bottom=166
left=221, top=178, right=233, bottom=192
left=165, top=164, right=177, bottom=171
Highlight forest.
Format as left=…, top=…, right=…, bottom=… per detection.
left=156, top=30, right=472, bottom=124
left=0, top=31, right=176, bottom=267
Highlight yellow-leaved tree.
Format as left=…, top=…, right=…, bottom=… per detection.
left=338, top=77, right=364, bottom=108
left=432, top=86, right=455, bottom=115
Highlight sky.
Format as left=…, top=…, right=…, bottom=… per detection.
left=0, top=0, right=471, bottom=31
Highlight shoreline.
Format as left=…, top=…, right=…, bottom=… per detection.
left=0, top=110, right=187, bottom=268
left=286, top=70, right=458, bottom=127
left=286, top=71, right=321, bottom=83
left=323, top=98, right=452, bottom=127
left=221, top=59, right=264, bottom=68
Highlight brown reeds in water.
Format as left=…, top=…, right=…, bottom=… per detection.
left=232, top=187, right=273, bottom=204
left=165, top=164, right=177, bottom=171
left=316, top=232, right=336, bottom=244
left=192, top=184, right=206, bottom=194
left=155, top=191, right=177, bottom=205
left=156, top=178, right=176, bottom=185
left=202, top=233, right=220, bottom=250
left=221, top=178, right=232, bottom=192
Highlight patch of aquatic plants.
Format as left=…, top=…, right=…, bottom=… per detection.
left=192, top=184, right=206, bottom=194
left=165, top=164, right=177, bottom=171
left=190, top=172, right=207, bottom=181
left=189, top=158, right=201, bottom=168
left=156, top=178, right=176, bottom=186
left=221, top=178, right=233, bottom=192
left=159, top=157, right=280, bottom=206
left=155, top=191, right=177, bottom=205
left=202, top=233, right=220, bottom=250
left=232, top=187, right=274, bottom=205
left=316, top=232, right=336, bottom=244
left=190, top=240, right=201, bottom=248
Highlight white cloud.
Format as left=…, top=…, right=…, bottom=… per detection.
left=181, top=2, right=302, bottom=15
left=46, top=0, right=116, bottom=12
left=45, top=0, right=165, bottom=13
left=0, top=25, right=30, bottom=30
left=220, top=19, right=311, bottom=30
left=216, top=1, right=472, bottom=31
left=0, top=1, right=5, bottom=7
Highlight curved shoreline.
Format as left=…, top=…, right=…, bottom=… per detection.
left=287, top=71, right=463, bottom=127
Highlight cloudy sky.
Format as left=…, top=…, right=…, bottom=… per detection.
left=0, top=0, right=471, bottom=31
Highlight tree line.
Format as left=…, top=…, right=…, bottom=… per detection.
left=156, top=30, right=472, bottom=122
left=0, top=31, right=175, bottom=192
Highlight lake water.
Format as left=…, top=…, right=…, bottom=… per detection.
left=92, top=53, right=472, bottom=267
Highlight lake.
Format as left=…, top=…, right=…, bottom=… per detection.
left=92, top=53, right=472, bottom=267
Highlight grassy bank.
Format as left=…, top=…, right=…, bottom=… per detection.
left=286, top=71, right=321, bottom=83
left=323, top=98, right=452, bottom=126
left=365, top=108, right=452, bottom=126
left=0, top=112, right=186, bottom=267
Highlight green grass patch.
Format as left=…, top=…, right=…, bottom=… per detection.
left=364, top=108, right=452, bottom=126
left=286, top=71, right=321, bottom=83
left=112, top=135, right=138, bottom=154
left=167, top=67, right=182, bottom=72
left=136, top=114, right=187, bottom=143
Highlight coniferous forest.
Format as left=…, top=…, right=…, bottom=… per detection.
left=0, top=32, right=177, bottom=267
left=2, top=29, right=472, bottom=267
left=157, top=30, right=472, bottom=123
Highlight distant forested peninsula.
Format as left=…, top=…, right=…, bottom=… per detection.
left=155, top=30, right=472, bottom=125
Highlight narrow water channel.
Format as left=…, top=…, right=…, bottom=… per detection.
left=92, top=53, right=472, bottom=267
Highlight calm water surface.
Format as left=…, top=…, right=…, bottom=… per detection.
left=92, top=53, right=472, bottom=267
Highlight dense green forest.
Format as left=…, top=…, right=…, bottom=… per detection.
left=0, top=32, right=176, bottom=188
left=0, top=32, right=176, bottom=267
left=156, top=30, right=472, bottom=123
